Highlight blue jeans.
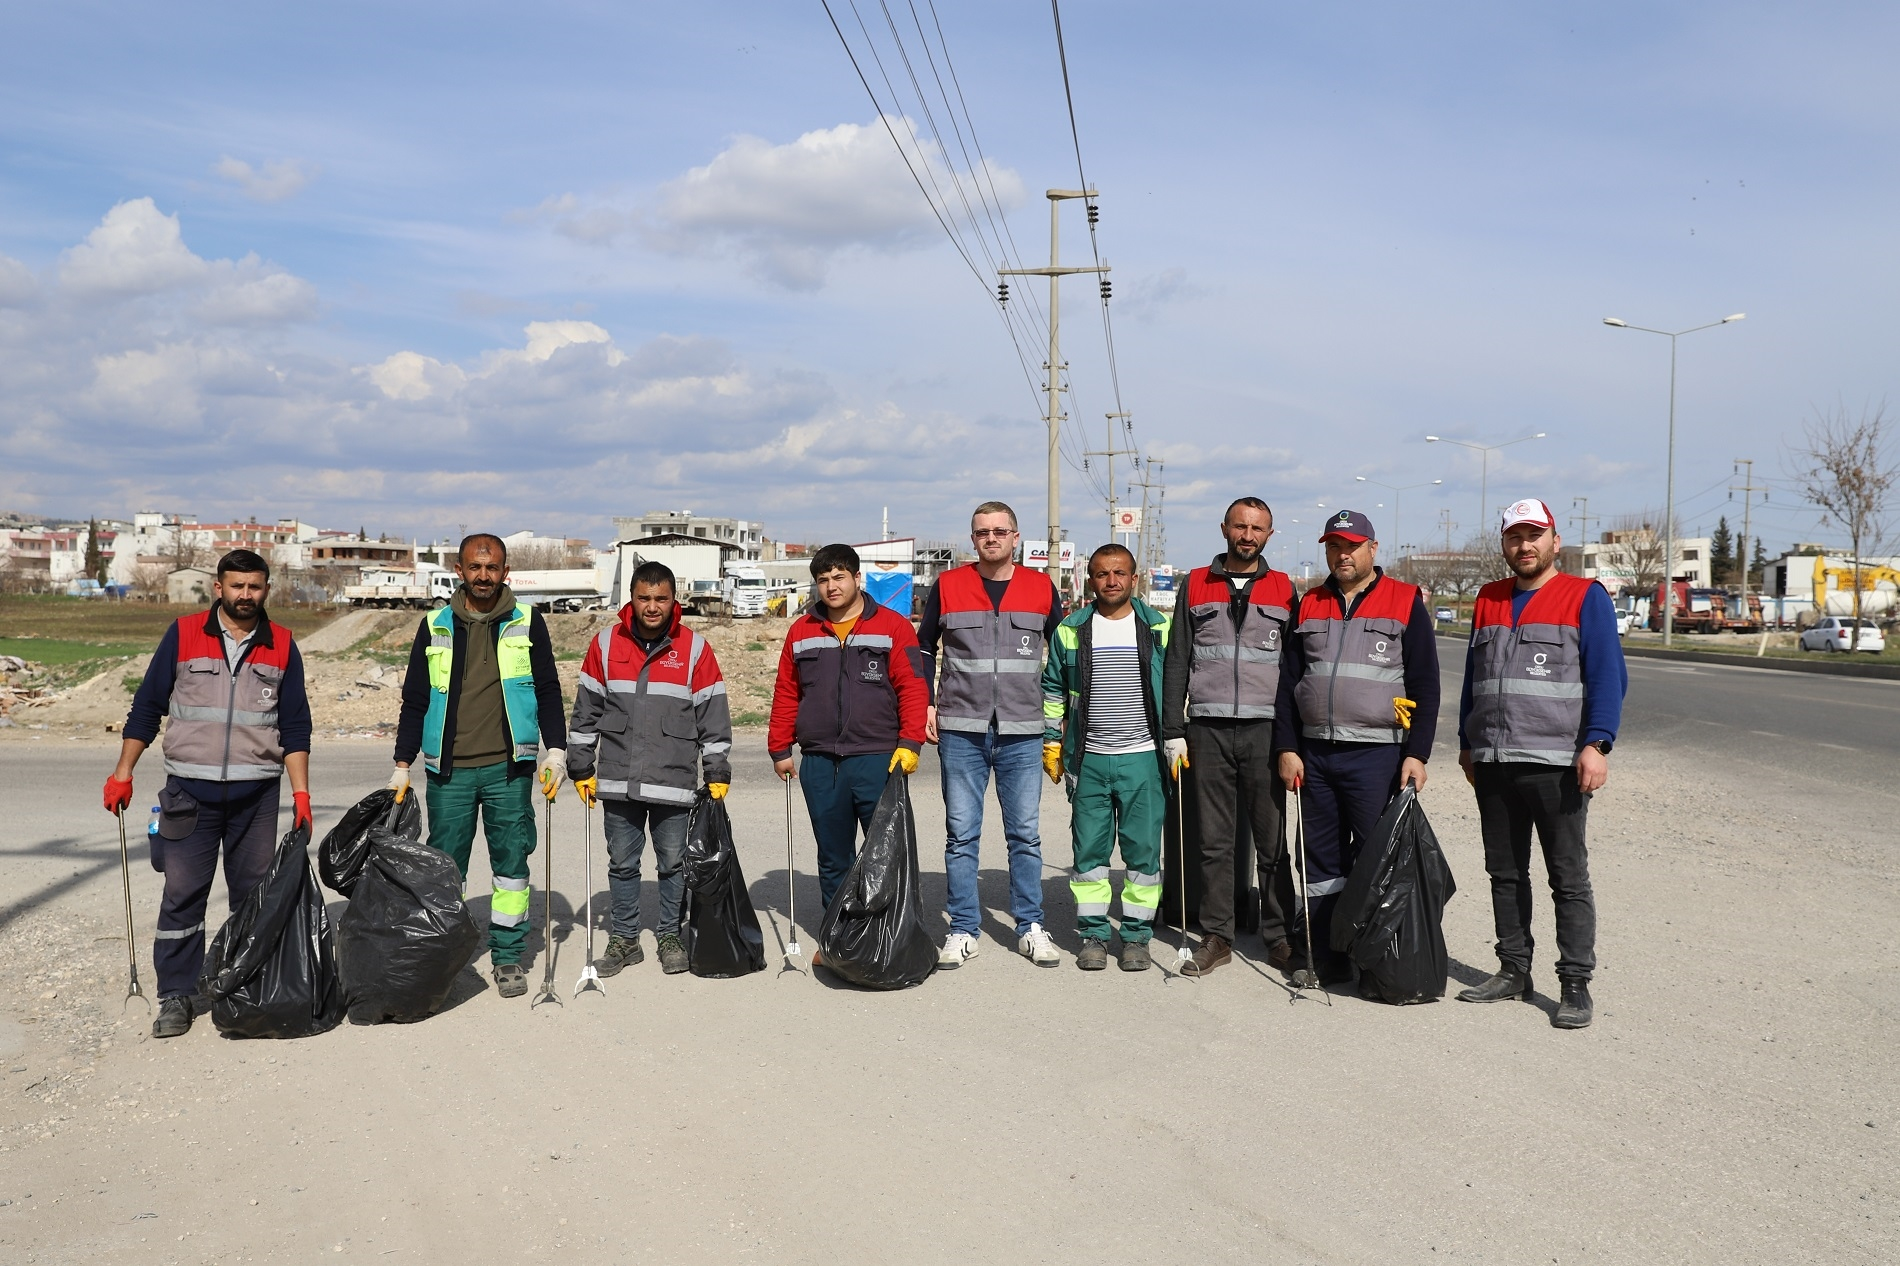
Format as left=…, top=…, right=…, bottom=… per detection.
left=799, top=752, right=892, bottom=911
left=940, top=727, right=1045, bottom=938
left=601, top=799, right=691, bottom=939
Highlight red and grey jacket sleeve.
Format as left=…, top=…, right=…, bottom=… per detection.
left=693, top=641, right=734, bottom=784
left=527, top=607, right=567, bottom=751
left=1272, top=591, right=1307, bottom=754
left=124, top=622, right=181, bottom=745
left=767, top=626, right=803, bottom=762
left=888, top=616, right=929, bottom=754
left=567, top=629, right=609, bottom=781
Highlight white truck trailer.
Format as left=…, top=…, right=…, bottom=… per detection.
left=344, top=566, right=457, bottom=609
left=509, top=568, right=609, bottom=612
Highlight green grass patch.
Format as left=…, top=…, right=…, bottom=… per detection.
left=743, top=642, right=766, bottom=652
left=123, top=674, right=143, bottom=695
left=0, top=636, right=147, bottom=665
left=0, top=594, right=342, bottom=644
left=731, top=710, right=768, bottom=727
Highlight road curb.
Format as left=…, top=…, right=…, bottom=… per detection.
left=1434, top=633, right=1900, bottom=679
left=1619, top=643, right=1900, bottom=679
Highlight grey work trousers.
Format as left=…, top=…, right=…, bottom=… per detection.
left=1185, top=719, right=1293, bottom=944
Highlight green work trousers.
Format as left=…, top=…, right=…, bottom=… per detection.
left=1069, top=750, right=1165, bottom=943
left=425, top=760, right=538, bottom=964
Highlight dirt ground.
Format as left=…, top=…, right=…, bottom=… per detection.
left=0, top=608, right=791, bottom=744
left=1, top=681, right=1896, bottom=1264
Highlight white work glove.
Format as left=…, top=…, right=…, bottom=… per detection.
left=539, top=748, right=567, bottom=802
left=1164, top=737, right=1189, bottom=779
left=388, top=765, right=411, bottom=801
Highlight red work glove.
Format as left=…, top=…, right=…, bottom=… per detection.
left=104, top=775, right=134, bottom=814
left=292, top=791, right=313, bottom=830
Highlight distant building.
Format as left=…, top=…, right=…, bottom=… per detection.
left=1578, top=531, right=1712, bottom=595
left=0, top=527, right=86, bottom=590
left=167, top=566, right=217, bottom=605
left=615, top=511, right=763, bottom=561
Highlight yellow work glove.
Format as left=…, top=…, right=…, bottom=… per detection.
left=573, top=776, right=597, bottom=807
left=1164, top=737, right=1189, bottom=779
left=707, top=782, right=729, bottom=800
left=1393, top=697, right=1416, bottom=731
left=1043, top=743, right=1063, bottom=784
left=538, top=747, right=567, bottom=802
left=888, top=749, right=919, bottom=776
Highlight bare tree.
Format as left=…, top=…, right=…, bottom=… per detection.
left=507, top=542, right=570, bottom=571
left=1789, top=401, right=1896, bottom=649
left=132, top=560, right=173, bottom=600
left=1600, top=512, right=1676, bottom=597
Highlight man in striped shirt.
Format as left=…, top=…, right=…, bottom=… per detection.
left=1042, top=545, right=1174, bottom=972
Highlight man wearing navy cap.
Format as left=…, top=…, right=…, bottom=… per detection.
left=1455, top=498, right=1625, bottom=1029
left=1275, top=510, right=1440, bottom=987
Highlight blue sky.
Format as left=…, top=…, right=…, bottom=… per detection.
left=1, top=2, right=1894, bottom=568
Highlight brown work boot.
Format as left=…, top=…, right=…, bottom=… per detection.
left=1181, top=934, right=1232, bottom=977
left=1265, top=938, right=1303, bottom=974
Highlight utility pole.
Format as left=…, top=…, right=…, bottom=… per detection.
left=1568, top=497, right=1600, bottom=542
left=1129, top=455, right=1166, bottom=577
left=1437, top=509, right=1456, bottom=555
left=999, top=189, right=1108, bottom=592
left=1730, top=458, right=1769, bottom=619
left=1085, top=412, right=1139, bottom=545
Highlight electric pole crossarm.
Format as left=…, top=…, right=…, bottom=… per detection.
left=999, top=266, right=1110, bottom=277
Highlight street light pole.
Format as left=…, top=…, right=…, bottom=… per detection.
left=1602, top=313, right=1745, bottom=646
left=1355, top=475, right=1442, bottom=580
left=1423, top=432, right=1548, bottom=540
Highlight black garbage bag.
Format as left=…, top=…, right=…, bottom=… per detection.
left=681, top=791, right=766, bottom=978
left=1328, top=787, right=1457, bottom=1004
left=198, top=825, right=344, bottom=1039
left=319, top=788, right=417, bottom=896
left=815, top=775, right=936, bottom=990
left=335, top=796, right=483, bottom=1024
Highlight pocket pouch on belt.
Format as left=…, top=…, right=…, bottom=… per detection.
left=154, top=784, right=200, bottom=872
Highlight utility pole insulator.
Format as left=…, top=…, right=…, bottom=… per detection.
left=997, top=281, right=1009, bottom=304
left=1099, top=279, right=1111, bottom=301
left=1086, top=203, right=1099, bottom=225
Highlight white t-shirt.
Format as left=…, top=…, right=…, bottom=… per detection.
left=1085, top=611, right=1153, bottom=754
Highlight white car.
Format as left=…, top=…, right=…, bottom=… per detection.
left=1798, top=616, right=1886, bottom=653
left=1615, top=609, right=1639, bottom=636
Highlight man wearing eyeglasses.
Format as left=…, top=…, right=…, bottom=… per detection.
left=918, top=501, right=1065, bottom=969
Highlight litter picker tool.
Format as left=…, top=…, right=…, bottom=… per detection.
left=113, top=808, right=150, bottom=1013
left=532, top=794, right=562, bottom=1009
left=1173, top=782, right=1194, bottom=973
left=1287, top=784, right=1330, bottom=1006
left=779, top=774, right=804, bottom=973
left=574, top=800, right=604, bottom=998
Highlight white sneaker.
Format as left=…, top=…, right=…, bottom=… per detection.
left=938, top=932, right=979, bottom=969
left=1018, top=923, right=1059, bottom=968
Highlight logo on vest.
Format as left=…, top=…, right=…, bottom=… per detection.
left=1017, top=633, right=1036, bottom=657
left=260, top=685, right=274, bottom=701
left=860, top=655, right=885, bottom=683
left=1368, top=638, right=1392, bottom=665
left=1527, top=651, right=1551, bottom=677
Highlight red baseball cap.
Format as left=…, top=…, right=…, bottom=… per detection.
left=1499, top=498, right=1556, bottom=532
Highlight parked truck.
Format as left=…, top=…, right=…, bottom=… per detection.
left=509, top=568, right=609, bottom=613
left=1647, top=583, right=1763, bottom=634
left=345, top=566, right=457, bottom=609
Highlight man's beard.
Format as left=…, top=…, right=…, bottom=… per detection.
left=221, top=597, right=261, bottom=621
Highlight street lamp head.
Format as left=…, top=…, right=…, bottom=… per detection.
left=1603, top=318, right=1628, bottom=328
left=1431, top=479, right=1443, bottom=486
left=1425, top=435, right=1440, bottom=442
left=1533, top=432, right=1547, bottom=438
left=1723, top=313, right=1746, bottom=323
left=1355, top=476, right=1368, bottom=483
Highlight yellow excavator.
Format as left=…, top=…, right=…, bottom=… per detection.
left=1811, top=556, right=1900, bottom=616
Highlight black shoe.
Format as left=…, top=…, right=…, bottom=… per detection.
left=596, top=935, right=643, bottom=978
left=493, top=962, right=528, bottom=999
left=152, top=996, right=193, bottom=1039
left=1076, top=939, right=1110, bottom=972
left=1118, top=940, right=1152, bottom=972
left=1457, top=969, right=1531, bottom=1003
left=1265, top=938, right=1303, bottom=974
left=1553, top=980, right=1593, bottom=1029
left=656, top=933, right=689, bottom=975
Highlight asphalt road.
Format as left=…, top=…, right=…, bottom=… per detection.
left=1436, top=635, right=1900, bottom=792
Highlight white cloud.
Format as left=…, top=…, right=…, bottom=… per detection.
left=197, top=254, right=319, bottom=325
left=214, top=156, right=314, bottom=203
left=0, top=255, right=35, bottom=307
left=58, top=198, right=208, bottom=296
left=523, top=120, right=1024, bottom=290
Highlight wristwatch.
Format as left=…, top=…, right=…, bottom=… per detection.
left=1589, top=740, right=1613, bottom=756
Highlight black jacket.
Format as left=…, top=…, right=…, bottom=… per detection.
left=393, top=602, right=567, bottom=775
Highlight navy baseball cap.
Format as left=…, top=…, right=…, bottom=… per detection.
left=1320, top=509, right=1375, bottom=544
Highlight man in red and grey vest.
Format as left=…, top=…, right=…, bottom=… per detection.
left=919, top=501, right=1064, bottom=969
left=1275, top=510, right=1440, bottom=988
left=1160, top=496, right=1300, bottom=976
left=1456, top=498, right=1625, bottom=1029
left=103, top=549, right=313, bottom=1040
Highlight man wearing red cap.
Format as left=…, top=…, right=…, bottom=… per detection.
left=1275, top=510, right=1440, bottom=987
left=1456, top=498, right=1626, bottom=1029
